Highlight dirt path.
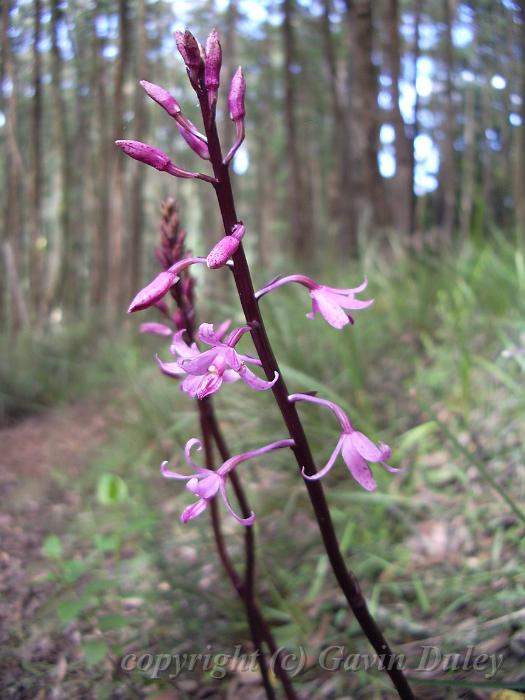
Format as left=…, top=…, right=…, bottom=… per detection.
left=0, top=398, right=115, bottom=699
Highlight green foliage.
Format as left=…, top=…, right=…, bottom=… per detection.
left=11, top=236, right=525, bottom=697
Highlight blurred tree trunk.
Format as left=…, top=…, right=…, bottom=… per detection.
left=107, top=0, right=130, bottom=312
left=459, top=85, right=476, bottom=240
left=282, top=0, right=314, bottom=257
left=321, top=0, right=356, bottom=255
left=49, top=0, right=72, bottom=308
left=440, top=0, right=456, bottom=241
left=255, top=32, right=277, bottom=267
left=29, top=0, right=44, bottom=312
left=90, top=2, right=110, bottom=308
left=129, top=0, right=148, bottom=298
left=45, top=0, right=70, bottom=309
left=411, top=0, right=421, bottom=239
left=344, top=0, right=388, bottom=235
left=385, top=0, right=413, bottom=235
left=1, top=0, right=29, bottom=332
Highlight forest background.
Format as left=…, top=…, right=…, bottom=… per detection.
left=2, top=1, right=525, bottom=699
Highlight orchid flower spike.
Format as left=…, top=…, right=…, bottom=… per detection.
left=288, top=394, right=399, bottom=491
left=256, top=275, right=373, bottom=330
left=127, top=257, right=206, bottom=313
left=164, top=321, right=277, bottom=399
left=161, top=438, right=295, bottom=525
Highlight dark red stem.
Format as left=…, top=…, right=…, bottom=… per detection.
left=198, top=93, right=415, bottom=700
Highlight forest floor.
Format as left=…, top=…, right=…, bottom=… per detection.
left=1, top=395, right=525, bottom=700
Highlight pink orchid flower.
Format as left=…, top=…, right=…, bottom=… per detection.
left=161, top=437, right=295, bottom=525
left=289, top=393, right=398, bottom=491
left=172, top=322, right=277, bottom=400
left=255, top=275, right=373, bottom=329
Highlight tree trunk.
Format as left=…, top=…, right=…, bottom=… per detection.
left=411, top=0, right=421, bottom=239
left=321, top=0, right=356, bottom=256
left=107, top=0, right=130, bottom=313
left=29, top=0, right=44, bottom=313
left=282, top=0, right=314, bottom=257
left=459, top=84, right=475, bottom=239
left=440, top=0, right=456, bottom=241
left=1, top=0, right=28, bottom=333
left=90, top=1, right=110, bottom=308
left=385, top=0, right=413, bottom=235
left=47, top=0, right=71, bottom=308
left=344, top=0, right=388, bottom=236
left=129, top=0, right=148, bottom=299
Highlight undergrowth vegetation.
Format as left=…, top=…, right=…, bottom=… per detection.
left=5, top=236, right=525, bottom=699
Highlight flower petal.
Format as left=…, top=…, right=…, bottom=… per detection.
left=190, top=473, right=221, bottom=499
left=350, top=431, right=384, bottom=462
left=237, top=353, right=262, bottom=366
left=181, top=498, right=208, bottom=523
left=310, top=291, right=351, bottom=329
left=184, top=438, right=210, bottom=474
left=323, top=290, right=374, bottom=311
left=181, top=374, right=206, bottom=397
left=155, top=355, right=185, bottom=377
left=219, top=481, right=255, bottom=525
left=170, top=330, right=198, bottom=359
left=195, top=373, right=223, bottom=399
left=238, top=365, right=278, bottom=391
left=198, top=323, right=223, bottom=346
left=341, top=436, right=377, bottom=491
left=160, top=460, right=194, bottom=480
left=180, top=348, right=219, bottom=375
left=302, top=436, right=344, bottom=481
left=223, top=369, right=241, bottom=384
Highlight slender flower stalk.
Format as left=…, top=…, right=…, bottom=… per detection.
left=137, top=199, right=298, bottom=700
left=193, top=49, right=415, bottom=700
left=123, top=30, right=415, bottom=700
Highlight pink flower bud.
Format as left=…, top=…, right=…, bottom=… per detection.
left=116, top=140, right=200, bottom=180
left=175, top=30, right=204, bottom=83
left=207, top=236, right=240, bottom=269
left=228, top=67, right=246, bottom=122
left=128, top=270, right=179, bottom=313
left=176, top=123, right=210, bottom=160
left=207, top=226, right=246, bottom=269
left=140, top=80, right=181, bottom=119
left=116, top=140, right=172, bottom=171
left=205, top=29, right=222, bottom=109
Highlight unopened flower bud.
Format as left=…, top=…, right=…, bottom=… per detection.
left=175, top=30, right=204, bottom=85
left=205, top=29, right=222, bottom=109
left=228, top=67, right=246, bottom=122
left=128, top=270, right=179, bottom=313
left=140, top=80, right=181, bottom=119
left=176, top=123, right=210, bottom=160
left=116, top=140, right=172, bottom=171
left=206, top=225, right=245, bottom=269
left=116, top=140, right=200, bottom=180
